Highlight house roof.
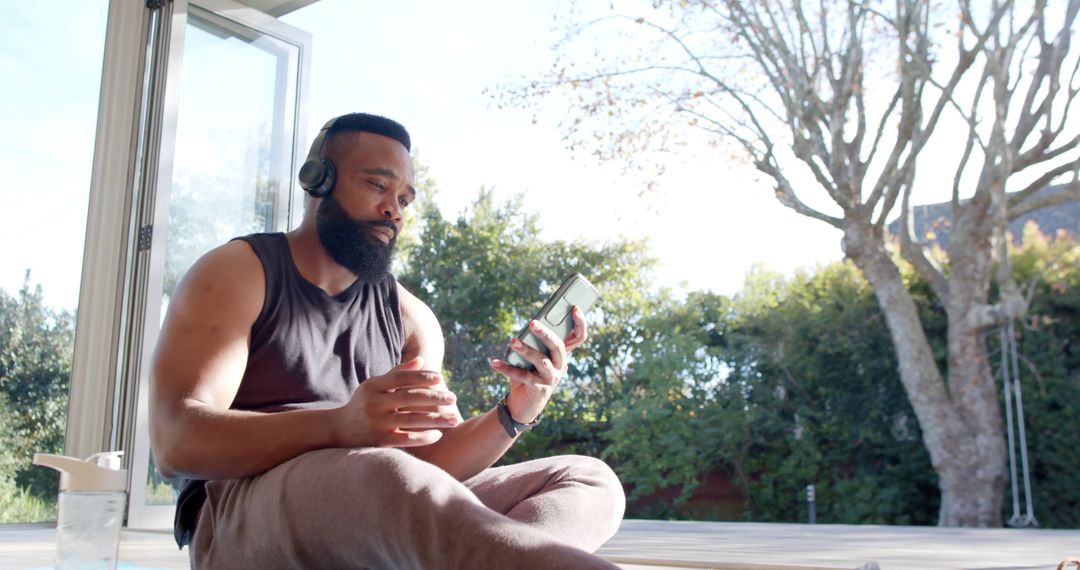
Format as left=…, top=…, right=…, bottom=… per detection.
left=887, top=184, right=1079, bottom=248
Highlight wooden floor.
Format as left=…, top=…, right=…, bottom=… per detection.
left=598, top=520, right=1080, bottom=569
left=2, top=519, right=1078, bottom=569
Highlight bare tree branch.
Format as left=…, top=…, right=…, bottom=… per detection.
left=864, top=90, right=902, bottom=167
left=898, top=184, right=949, bottom=300
left=1008, top=179, right=1080, bottom=220
left=864, top=0, right=1012, bottom=227
left=1014, top=133, right=1080, bottom=171
left=951, top=66, right=994, bottom=206
left=1011, top=1, right=1069, bottom=151
left=757, top=151, right=845, bottom=228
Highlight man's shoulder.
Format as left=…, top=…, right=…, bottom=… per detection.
left=394, top=280, right=431, bottom=314
left=395, top=281, right=440, bottom=331
left=169, top=239, right=266, bottom=320
left=394, top=280, right=446, bottom=370
left=193, top=239, right=264, bottom=279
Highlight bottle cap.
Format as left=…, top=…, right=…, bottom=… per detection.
left=32, top=452, right=127, bottom=492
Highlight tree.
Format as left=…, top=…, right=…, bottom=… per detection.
left=727, top=263, right=940, bottom=525
left=510, top=0, right=1080, bottom=525
left=0, top=273, right=73, bottom=505
left=603, top=290, right=753, bottom=513
left=605, top=267, right=940, bottom=524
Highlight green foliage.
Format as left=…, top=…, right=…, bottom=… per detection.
left=0, top=479, right=56, bottom=523
left=731, top=263, right=939, bottom=524
left=0, top=274, right=71, bottom=506
left=0, top=401, right=57, bottom=521
left=604, top=291, right=742, bottom=505
left=399, top=189, right=550, bottom=416
left=146, top=479, right=180, bottom=505
left=399, top=190, right=1079, bottom=527
left=603, top=263, right=939, bottom=524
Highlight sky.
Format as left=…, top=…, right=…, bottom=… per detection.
left=0, top=1, right=107, bottom=311
left=0, top=0, right=878, bottom=311
left=279, top=0, right=845, bottom=294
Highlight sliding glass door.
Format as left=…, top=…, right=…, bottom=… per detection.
left=126, top=0, right=310, bottom=529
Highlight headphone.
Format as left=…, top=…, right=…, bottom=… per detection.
left=298, top=116, right=340, bottom=198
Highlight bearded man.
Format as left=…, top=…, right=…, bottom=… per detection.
left=149, top=113, right=625, bottom=569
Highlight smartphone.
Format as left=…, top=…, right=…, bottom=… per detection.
left=505, top=273, right=600, bottom=371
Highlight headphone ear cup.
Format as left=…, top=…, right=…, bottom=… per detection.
left=300, top=159, right=336, bottom=198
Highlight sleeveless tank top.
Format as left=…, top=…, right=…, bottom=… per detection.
left=173, top=232, right=405, bottom=546
left=233, top=232, right=404, bottom=411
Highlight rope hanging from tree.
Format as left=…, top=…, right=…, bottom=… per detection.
left=999, top=319, right=1038, bottom=528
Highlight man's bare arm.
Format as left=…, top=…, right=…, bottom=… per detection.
left=395, top=283, right=598, bottom=482
left=396, top=283, right=517, bottom=480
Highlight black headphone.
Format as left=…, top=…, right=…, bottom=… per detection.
left=298, top=116, right=340, bottom=198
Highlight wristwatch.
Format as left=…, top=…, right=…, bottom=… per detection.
left=496, top=393, right=542, bottom=439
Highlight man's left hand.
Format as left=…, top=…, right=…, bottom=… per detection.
left=490, top=306, right=589, bottom=424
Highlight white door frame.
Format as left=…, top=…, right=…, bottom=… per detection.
left=70, top=0, right=311, bottom=531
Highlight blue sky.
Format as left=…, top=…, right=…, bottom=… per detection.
left=0, top=1, right=107, bottom=310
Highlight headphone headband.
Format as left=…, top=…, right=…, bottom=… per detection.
left=305, top=117, right=338, bottom=165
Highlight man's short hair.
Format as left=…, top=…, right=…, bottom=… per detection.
left=327, top=113, right=411, bottom=152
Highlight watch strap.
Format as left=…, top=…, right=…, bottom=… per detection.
left=496, top=393, right=541, bottom=438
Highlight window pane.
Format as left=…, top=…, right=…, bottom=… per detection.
left=146, top=9, right=301, bottom=507
left=0, top=0, right=109, bottom=523
left=162, top=11, right=299, bottom=301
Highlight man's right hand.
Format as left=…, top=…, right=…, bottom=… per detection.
left=333, top=356, right=461, bottom=448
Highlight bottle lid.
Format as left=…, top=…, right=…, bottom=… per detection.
left=32, top=452, right=127, bottom=492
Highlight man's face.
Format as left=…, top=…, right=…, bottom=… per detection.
left=315, top=194, right=397, bottom=282
left=314, top=132, right=416, bottom=281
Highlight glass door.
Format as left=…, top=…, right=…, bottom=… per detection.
left=126, top=0, right=310, bottom=529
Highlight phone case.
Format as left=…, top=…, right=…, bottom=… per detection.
left=505, top=273, right=600, bottom=371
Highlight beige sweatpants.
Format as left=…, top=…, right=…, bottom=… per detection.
left=189, top=448, right=626, bottom=569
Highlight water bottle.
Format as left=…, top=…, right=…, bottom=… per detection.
left=33, top=451, right=127, bottom=570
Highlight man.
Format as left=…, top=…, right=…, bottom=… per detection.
left=150, top=113, right=625, bottom=569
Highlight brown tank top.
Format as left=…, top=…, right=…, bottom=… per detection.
left=173, top=231, right=405, bottom=546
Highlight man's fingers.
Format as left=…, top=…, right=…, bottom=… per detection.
left=518, top=320, right=567, bottom=374
left=390, top=387, right=456, bottom=408
left=506, top=337, right=546, bottom=371
left=565, top=306, right=589, bottom=350
left=394, top=355, right=425, bottom=370
left=396, top=411, right=460, bottom=429
left=387, top=429, right=444, bottom=447
left=367, top=368, right=443, bottom=391
left=537, top=357, right=560, bottom=380
left=490, top=359, right=546, bottom=387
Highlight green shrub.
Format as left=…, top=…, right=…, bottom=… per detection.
left=0, top=275, right=72, bottom=519
left=0, top=478, right=56, bottom=523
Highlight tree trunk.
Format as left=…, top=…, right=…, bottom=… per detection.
left=937, top=202, right=1009, bottom=526
left=842, top=221, right=1006, bottom=526
left=935, top=320, right=1007, bottom=526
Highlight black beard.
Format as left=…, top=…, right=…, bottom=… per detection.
left=315, top=195, right=396, bottom=282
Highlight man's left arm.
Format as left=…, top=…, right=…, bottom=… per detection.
left=396, top=282, right=584, bottom=481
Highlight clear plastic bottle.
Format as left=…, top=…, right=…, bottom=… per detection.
left=33, top=451, right=127, bottom=570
